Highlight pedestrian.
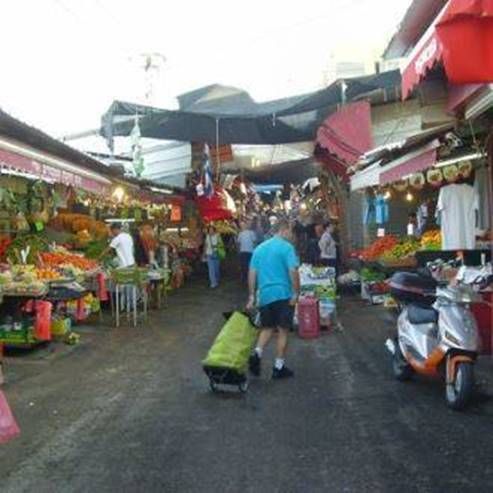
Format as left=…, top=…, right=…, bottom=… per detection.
left=203, top=225, right=223, bottom=289
left=100, top=223, right=135, bottom=268
left=237, top=220, right=257, bottom=284
left=247, top=219, right=300, bottom=379
left=306, top=223, right=324, bottom=265
left=252, top=215, right=265, bottom=244
left=134, top=223, right=157, bottom=267
left=318, top=222, right=337, bottom=271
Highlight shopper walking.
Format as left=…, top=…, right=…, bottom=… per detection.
left=237, top=220, right=257, bottom=284
left=246, top=219, right=300, bottom=379
left=318, top=223, right=337, bottom=270
left=306, top=223, right=324, bottom=265
left=204, top=225, right=223, bottom=289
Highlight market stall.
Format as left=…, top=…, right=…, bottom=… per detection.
left=347, top=130, right=492, bottom=353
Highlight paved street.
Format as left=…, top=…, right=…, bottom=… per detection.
left=0, top=275, right=492, bottom=493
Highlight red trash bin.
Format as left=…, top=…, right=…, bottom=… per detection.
left=297, top=296, right=320, bottom=339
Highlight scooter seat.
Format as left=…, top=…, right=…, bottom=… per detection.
left=408, top=305, right=438, bottom=325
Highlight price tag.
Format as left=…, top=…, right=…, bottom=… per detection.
left=407, top=223, right=414, bottom=236
left=377, top=228, right=385, bottom=237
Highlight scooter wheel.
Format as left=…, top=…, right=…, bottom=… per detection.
left=392, top=341, right=414, bottom=381
left=446, top=361, right=474, bottom=411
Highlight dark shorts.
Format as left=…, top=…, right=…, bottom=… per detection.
left=259, top=299, right=294, bottom=330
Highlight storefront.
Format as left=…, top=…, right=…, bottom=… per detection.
left=0, top=110, right=194, bottom=350
left=347, top=119, right=492, bottom=352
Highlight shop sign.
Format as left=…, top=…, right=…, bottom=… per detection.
left=0, top=146, right=109, bottom=195
left=170, top=205, right=182, bottom=222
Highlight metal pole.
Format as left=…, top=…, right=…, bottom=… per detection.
left=215, top=118, right=220, bottom=178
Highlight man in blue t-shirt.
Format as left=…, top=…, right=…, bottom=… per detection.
left=246, top=219, right=300, bottom=379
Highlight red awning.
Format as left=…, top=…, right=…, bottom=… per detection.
left=436, top=0, right=493, bottom=84
left=379, top=141, right=439, bottom=185
left=401, top=31, right=443, bottom=100
left=195, top=187, right=233, bottom=223
left=316, top=101, right=373, bottom=176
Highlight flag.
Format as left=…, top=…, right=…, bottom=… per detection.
left=203, top=144, right=214, bottom=198
left=131, top=117, right=145, bottom=177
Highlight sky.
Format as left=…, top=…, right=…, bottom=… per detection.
left=0, top=0, right=412, bottom=137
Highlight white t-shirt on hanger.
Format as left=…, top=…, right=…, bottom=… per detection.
left=437, top=183, right=479, bottom=250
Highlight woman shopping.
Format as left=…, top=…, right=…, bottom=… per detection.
left=203, top=225, right=224, bottom=288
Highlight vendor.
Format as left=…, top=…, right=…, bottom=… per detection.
left=100, top=223, right=135, bottom=268
left=134, top=223, right=157, bottom=267
left=407, top=212, right=420, bottom=238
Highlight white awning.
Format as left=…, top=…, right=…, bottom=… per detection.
left=350, top=162, right=381, bottom=191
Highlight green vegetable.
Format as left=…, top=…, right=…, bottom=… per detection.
left=360, top=267, right=386, bottom=283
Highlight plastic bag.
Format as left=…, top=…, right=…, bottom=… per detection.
left=0, top=390, right=20, bottom=444
left=97, top=272, right=109, bottom=302
left=203, top=312, right=257, bottom=373
left=34, top=300, right=52, bottom=341
left=216, top=237, right=226, bottom=261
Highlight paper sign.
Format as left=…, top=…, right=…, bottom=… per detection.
left=377, top=228, right=385, bottom=237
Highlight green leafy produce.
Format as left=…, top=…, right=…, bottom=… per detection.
left=84, top=240, right=108, bottom=260
left=6, top=234, right=48, bottom=264
left=360, top=267, right=386, bottom=283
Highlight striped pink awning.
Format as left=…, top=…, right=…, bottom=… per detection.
left=380, top=146, right=438, bottom=185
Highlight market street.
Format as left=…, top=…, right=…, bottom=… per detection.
left=0, top=274, right=492, bottom=493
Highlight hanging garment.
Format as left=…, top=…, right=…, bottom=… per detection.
left=474, top=167, right=492, bottom=231
left=363, top=196, right=376, bottom=225
left=375, top=194, right=389, bottom=225
left=417, top=203, right=429, bottom=235
left=437, top=183, right=479, bottom=250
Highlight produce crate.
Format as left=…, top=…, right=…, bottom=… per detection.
left=0, top=323, right=38, bottom=346
left=361, top=281, right=390, bottom=305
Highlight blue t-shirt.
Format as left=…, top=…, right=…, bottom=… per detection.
left=250, top=236, right=300, bottom=307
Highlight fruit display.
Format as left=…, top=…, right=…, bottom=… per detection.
left=367, top=281, right=390, bottom=294
left=360, top=267, right=386, bottom=283
left=39, top=250, right=99, bottom=271
left=360, top=236, right=399, bottom=261
left=211, top=220, right=238, bottom=235
left=0, top=238, right=11, bottom=261
left=381, top=237, right=420, bottom=260
left=420, top=230, right=442, bottom=251
left=6, top=235, right=48, bottom=264
left=34, top=268, right=63, bottom=281
left=49, top=213, right=108, bottom=239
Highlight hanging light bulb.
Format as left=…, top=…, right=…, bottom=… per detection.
left=112, top=186, right=125, bottom=203
left=405, top=191, right=414, bottom=202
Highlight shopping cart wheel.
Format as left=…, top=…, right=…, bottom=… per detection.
left=238, top=381, right=249, bottom=393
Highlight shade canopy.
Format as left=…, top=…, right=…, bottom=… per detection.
left=101, top=72, right=401, bottom=148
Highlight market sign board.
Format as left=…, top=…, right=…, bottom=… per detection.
left=0, top=147, right=110, bottom=195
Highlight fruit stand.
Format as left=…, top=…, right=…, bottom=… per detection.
left=0, top=242, right=103, bottom=347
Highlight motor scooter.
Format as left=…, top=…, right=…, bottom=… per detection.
left=386, top=263, right=491, bottom=410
